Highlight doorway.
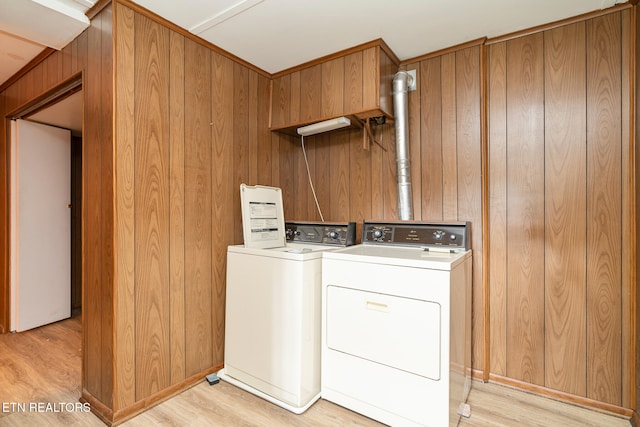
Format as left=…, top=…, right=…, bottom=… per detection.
left=22, top=91, right=83, bottom=319
left=0, top=79, right=84, bottom=416
left=10, top=119, right=71, bottom=331
left=8, top=85, right=83, bottom=329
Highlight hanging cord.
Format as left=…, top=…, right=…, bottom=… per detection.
left=301, top=135, right=325, bottom=222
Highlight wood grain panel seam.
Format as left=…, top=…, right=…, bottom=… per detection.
left=628, top=3, right=637, bottom=411
left=86, top=9, right=106, bottom=400
left=268, top=79, right=273, bottom=128
left=480, top=42, right=490, bottom=381
left=505, top=31, right=545, bottom=386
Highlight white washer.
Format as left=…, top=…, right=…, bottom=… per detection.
left=220, top=184, right=355, bottom=414
left=321, top=221, right=472, bottom=427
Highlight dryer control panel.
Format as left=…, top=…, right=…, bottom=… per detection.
left=362, top=221, right=470, bottom=250
left=285, top=221, right=356, bottom=246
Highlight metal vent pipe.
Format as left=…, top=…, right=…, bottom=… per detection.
left=392, top=71, right=414, bottom=220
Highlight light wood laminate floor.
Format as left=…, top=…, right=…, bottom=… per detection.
left=0, top=316, right=632, bottom=426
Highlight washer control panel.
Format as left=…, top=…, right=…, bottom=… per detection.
left=285, top=221, right=356, bottom=246
left=362, top=221, right=470, bottom=250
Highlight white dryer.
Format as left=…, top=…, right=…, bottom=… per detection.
left=321, top=221, right=472, bottom=427
left=220, top=184, right=355, bottom=414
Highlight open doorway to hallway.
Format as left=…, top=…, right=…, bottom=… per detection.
left=22, top=90, right=83, bottom=320
left=1, top=82, right=84, bottom=419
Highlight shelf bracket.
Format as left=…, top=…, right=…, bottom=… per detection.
left=362, top=118, right=386, bottom=151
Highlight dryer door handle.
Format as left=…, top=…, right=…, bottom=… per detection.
left=366, top=300, right=389, bottom=313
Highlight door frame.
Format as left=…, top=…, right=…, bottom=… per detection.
left=2, top=74, right=83, bottom=333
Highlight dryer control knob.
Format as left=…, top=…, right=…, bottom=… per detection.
left=328, top=231, right=340, bottom=240
left=433, top=230, right=445, bottom=241
left=372, top=229, right=385, bottom=239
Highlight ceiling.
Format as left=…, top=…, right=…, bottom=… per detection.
left=27, top=90, right=83, bottom=136
left=137, top=0, right=628, bottom=74
left=0, top=0, right=630, bottom=134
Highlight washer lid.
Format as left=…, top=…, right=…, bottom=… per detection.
left=240, top=184, right=286, bottom=249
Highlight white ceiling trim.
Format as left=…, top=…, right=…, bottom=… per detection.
left=32, top=0, right=89, bottom=22
left=70, top=0, right=95, bottom=7
left=190, top=0, right=265, bottom=35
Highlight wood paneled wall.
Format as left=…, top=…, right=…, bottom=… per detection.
left=85, top=5, right=115, bottom=409
left=112, top=1, right=271, bottom=418
left=0, top=90, right=5, bottom=333
left=0, top=0, right=114, bottom=410
left=403, top=44, right=485, bottom=371
left=634, top=6, right=640, bottom=425
left=269, top=42, right=485, bottom=370
left=1, top=0, right=637, bottom=421
left=487, top=10, right=632, bottom=408
left=268, top=6, right=636, bottom=415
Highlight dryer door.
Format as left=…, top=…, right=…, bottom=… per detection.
left=326, top=285, right=441, bottom=380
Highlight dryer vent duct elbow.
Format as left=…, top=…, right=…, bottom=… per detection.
left=393, top=71, right=414, bottom=220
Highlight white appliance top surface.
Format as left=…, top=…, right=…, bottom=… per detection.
left=228, top=242, right=342, bottom=261
left=323, top=244, right=471, bottom=270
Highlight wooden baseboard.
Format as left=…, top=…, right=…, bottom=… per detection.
left=82, top=364, right=223, bottom=426
left=488, top=373, right=633, bottom=419
left=81, top=389, right=114, bottom=425
left=632, top=410, right=639, bottom=427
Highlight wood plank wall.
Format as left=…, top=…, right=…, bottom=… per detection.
left=403, top=44, right=485, bottom=371
left=86, top=5, right=115, bottom=408
left=1, top=0, right=637, bottom=421
left=113, top=2, right=271, bottom=414
left=634, top=5, right=640, bottom=424
left=0, top=90, right=5, bottom=333
left=267, top=6, right=635, bottom=414
left=269, top=43, right=485, bottom=369
left=0, top=2, right=114, bottom=409
left=487, top=10, right=631, bottom=408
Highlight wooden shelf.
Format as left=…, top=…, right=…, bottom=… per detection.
left=269, top=40, right=398, bottom=137
left=270, top=110, right=392, bottom=137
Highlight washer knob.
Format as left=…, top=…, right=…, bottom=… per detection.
left=450, top=234, right=457, bottom=241
left=328, top=230, right=340, bottom=240
left=372, top=229, right=385, bottom=240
